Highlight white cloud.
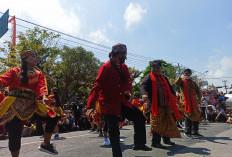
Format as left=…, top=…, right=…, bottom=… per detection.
left=208, top=56, right=232, bottom=78
left=124, top=3, right=147, bottom=29
left=89, top=30, right=110, bottom=44
left=1, top=0, right=81, bottom=36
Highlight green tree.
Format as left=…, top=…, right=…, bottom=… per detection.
left=0, top=27, right=101, bottom=104
left=54, top=46, right=101, bottom=103
left=132, top=60, right=185, bottom=98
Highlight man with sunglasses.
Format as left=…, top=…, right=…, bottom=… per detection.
left=141, top=60, right=182, bottom=149
left=87, top=43, right=151, bottom=157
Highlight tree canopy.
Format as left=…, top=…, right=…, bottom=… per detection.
left=0, top=27, right=101, bottom=103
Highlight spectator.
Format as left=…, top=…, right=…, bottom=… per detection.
left=209, top=94, right=216, bottom=106
left=219, top=92, right=225, bottom=103
left=200, top=92, right=210, bottom=120
left=206, top=105, right=217, bottom=122
left=215, top=105, right=227, bottom=123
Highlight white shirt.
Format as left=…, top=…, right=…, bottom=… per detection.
left=202, top=96, right=210, bottom=107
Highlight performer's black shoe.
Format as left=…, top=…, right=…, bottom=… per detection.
left=54, top=134, right=59, bottom=139
left=193, top=132, right=203, bottom=137
left=184, top=133, right=192, bottom=139
left=38, top=143, right=58, bottom=155
left=151, top=143, right=167, bottom=149
left=163, top=140, right=175, bottom=145
left=132, top=144, right=152, bottom=151
left=99, top=132, right=103, bottom=137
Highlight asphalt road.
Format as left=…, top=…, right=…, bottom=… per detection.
left=0, top=122, right=232, bottom=157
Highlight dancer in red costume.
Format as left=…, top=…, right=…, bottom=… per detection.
left=0, top=50, right=58, bottom=156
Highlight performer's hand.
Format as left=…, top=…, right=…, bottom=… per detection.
left=42, top=95, right=49, bottom=105
left=125, top=91, right=132, bottom=100
left=86, top=108, right=94, bottom=117
left=143, top=102, right=150, bottom=112
left=142, top=95, right=148, bottom=103
left=125, top=91, right=132, bottom=97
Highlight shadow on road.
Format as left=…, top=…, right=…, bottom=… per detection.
left=0, top=146, right=7, bottom=150
left=121, top=143, right=133, bottom=152
left=201, top=136, right=232, bottom=144
left=167, top=144, right=211, bottom=156
left=51, top=137, right=67, bottom=141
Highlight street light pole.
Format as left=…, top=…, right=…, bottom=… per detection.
left=222, top=80, right=228, bottom=94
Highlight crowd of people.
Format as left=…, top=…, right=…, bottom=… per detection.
left=200, top=88, right=232, bottom=123
left=0, top=44, right=232, bottom=157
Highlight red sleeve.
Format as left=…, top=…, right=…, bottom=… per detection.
left=0, top=91, right=6, bottom=102
left=87, top=65, right=108, bottom=109
left=0, top=68, right=15, bottom=88
left=122, top=64, right=133, bottom=93
left=36, top=71, right=48, bottom=98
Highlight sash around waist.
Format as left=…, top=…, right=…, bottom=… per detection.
left=8, top=88, right=36, bottom=100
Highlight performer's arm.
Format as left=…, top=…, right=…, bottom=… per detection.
left=36, top=72, right=48, bottom=99
left=87, top=66, right=108, bottom=109
left=0, top=68, right=15, bottom=88
left=194, top=82, right=202, bottom=101
left=175, top=77, right=183, bottom=87
left=140, top=74, right=151, bottom=108
left=123, top=64, right=133, bottom=93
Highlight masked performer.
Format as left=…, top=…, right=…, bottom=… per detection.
left=87, top=43, right=151, bottom=157
left=141, top=60, right=182, bottom=149
left=175, top=69, right=202, bottom=138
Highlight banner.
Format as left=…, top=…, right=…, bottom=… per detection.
left=0, top=9, right=9, bottom=38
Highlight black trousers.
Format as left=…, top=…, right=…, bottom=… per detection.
left=216, top=115, right=227, bottom=122
left=200, top=107, right=207, bottom=120
left=5, top=115, right=59, bottom=152
left=184, top=117, right=199, bottom=134
left=103, top=105, right=146, bottom=157
left=207, top=113, right=217, bottom=122
left=152, top=131, right=170, bottom=144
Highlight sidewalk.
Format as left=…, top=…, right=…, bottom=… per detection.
left=169, top=124, right=232, bottom=157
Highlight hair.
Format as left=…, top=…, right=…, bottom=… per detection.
left=184, top=68, right=192, bottom=74
left=20, top=58, right=29, bottom=84
left=151, top=60, right=162, bottom=68
left=53, top=91, right=61, bottom=106
left=109, top=51, right=123, bottom=58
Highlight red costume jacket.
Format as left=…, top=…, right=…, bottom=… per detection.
left=0, top=67, right=48, bottom=98
left=87, top=60, right=133, bottom=115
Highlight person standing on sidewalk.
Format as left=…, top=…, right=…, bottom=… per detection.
left=140, top=60, right=182, bottom=149
left=87, top=43, right=151, bottom=157
left=175, top=69, right=203, bottom=138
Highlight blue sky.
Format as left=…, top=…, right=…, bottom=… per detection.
left=1, top=0, right=232, bottom=91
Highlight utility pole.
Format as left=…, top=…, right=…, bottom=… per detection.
left=222, top=80, right=228, bottom=94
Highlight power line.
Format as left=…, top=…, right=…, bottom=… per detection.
left=0, top=11, right=203, bottom=71
left=0, top=11, right=181, bottom=65
left=14, top=23, right=157, bottom=65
